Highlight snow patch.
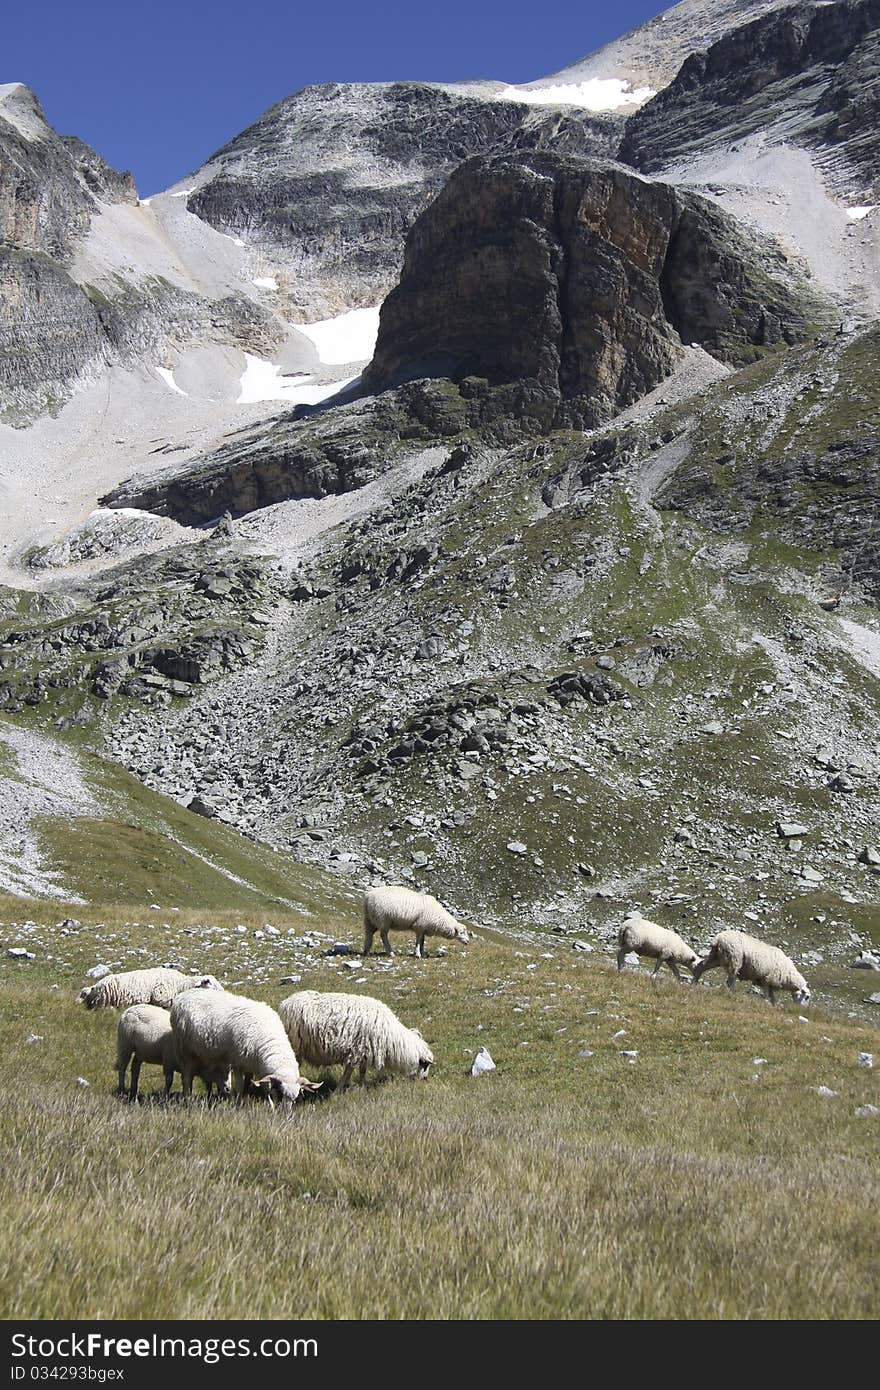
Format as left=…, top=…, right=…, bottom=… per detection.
left=846, top=206, right=877, bottom=221
left=495, top=78, right=656, bottom=112
left=154, top=366, right=188, bottom=397
left=237, top=354, right=356, bottom=405
left=292, top=306, right=381, bottom=365
left=252, top=276, right=278, bottom=290
left=170, top=187, right=196, bottom=198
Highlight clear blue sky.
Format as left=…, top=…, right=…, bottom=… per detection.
left=3, top=1, right=668, bottom=195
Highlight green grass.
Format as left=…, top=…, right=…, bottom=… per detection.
left=0, top=898, right=877, bottom=1319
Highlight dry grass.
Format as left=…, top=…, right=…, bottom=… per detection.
left=1, top=899, right=878, bottom=1320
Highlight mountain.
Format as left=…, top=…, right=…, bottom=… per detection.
left=2, top=0, right=880, bottom=1024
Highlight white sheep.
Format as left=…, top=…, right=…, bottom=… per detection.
left=170, top=990, right=316, bottom=1104
left=278, top=990, right=434, bottom=1088
left=115, top=1004, right=230, bottom=1102
left=78, top=967, right=223, bottom=1011
left=616, top=913, right=699, bottom=981
left=362, top=885, right=470, bottom=958
left=691, top=930, right=812, bottom=1005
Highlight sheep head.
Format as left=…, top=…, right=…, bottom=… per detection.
left=455, top=923, right=470, bottom=944
left=795, top=986, right=812, bottom=1006
left=254, top=1074, right=301, bottom=1106
left=77, top=985, right=97, bottom=1008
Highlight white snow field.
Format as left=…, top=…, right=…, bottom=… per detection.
left=291, top=306, right=381, bottom=365
left=154, top=366, right=188, bottom=396
left=237, top=355, right=357, bottom=405
left=496, top=78, right=655, bottom=110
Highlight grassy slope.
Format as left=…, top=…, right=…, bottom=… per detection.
left=0, top=715, right=351, bottom=914
left=0, top=898, right=877, bottom=1320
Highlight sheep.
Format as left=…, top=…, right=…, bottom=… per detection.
left=616, top=913, right=699, bottom=982
left=691, top=930, right=812, bottom=1006
left=115, top=1004, right=231, bottom=1102
left=77, top=967, right=223, bottom=1011
left=279, top=990, right=434, bottom=1089
left=170, top=990, right=317, bottom=1104
left=362, top=886, right=470, bottom=958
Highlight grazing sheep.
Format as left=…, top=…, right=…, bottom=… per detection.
left=279, top=990, right=433, bottom=1088
left=115, top=1005, right=230, bottom=1102
left=170, top=990, right=315, bottom=1104
left=616, top=914, right=699, bottom=982
left=362, top=886, right=470, bottom=958
left=78, top=967, right=223, bottom=1011
left=692, top=930, right=812, bottom=1006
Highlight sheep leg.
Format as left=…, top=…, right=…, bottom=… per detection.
left=339, top=1063, right=354, bottom=1091
left=669, top=962, right=684, bottom=983
left=415, top=932, right=426, bottom=959
left=180, top=1058, right=196, bottom=1100
left=117, top=1050, right=131, bottom=1096
left=163, top=1066, right=175, bottom=1096
left=726, top=970, right=738, bottom=993
left=651, top=957, right=664, bottom=978
left=380, top=928, right=393, bottom=956
left=358, top=1061, right=368, bottom=1086
left=128, top=1057, right=142, bottom=1102
left=616, top=948, right=628, bottom=971
left=362, top=923, right=376, bottom=956
left=767, top=986, right=778, bottom=1006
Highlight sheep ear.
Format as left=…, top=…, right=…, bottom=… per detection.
left=299, top=1078, right=323, bottom=1094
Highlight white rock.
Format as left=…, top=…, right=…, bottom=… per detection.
left=25, top=1034, right=43, bottom=1044
left=85, top=963, right=110, bottom=978
left=816, top=1086, right=838, bottom=1098
left=471, top=1046, right=496, bottom=1076
left=857, top=1052, right=874, bottom=1069
left=75, top=1077, right=90, bottom=1088
left=855, top=1104, right=879, bottom=1117
left=7, top=947, right=35, bottom=960
left=506, top=841, right=527, bottom=855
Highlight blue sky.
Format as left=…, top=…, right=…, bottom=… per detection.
left=3, top=1, right=668, bottom=195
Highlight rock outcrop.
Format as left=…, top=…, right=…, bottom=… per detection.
left=620, top=0, right=880, bottom=200
left=365, top=152, right=826, bottom=425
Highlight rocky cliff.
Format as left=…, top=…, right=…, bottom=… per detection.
left=185, top=82, right=620, bottom=319
left=365, top=152, right=826, bottom=425
left=620, top=0, right=880, bottom=200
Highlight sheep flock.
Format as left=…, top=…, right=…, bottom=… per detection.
left=74, top=891, right=815, bottom=1110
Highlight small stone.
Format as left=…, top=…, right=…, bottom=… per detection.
left=25, top=1034, right=43, bottom=1044
left=85, top=963, right=110, bottom=978
left=596, top=655, right=615, bottom=670
left=7, top=947, right=35, bottom=960
left=858, top=847, right=880, bottom=866
left=572, top=940, right=593, bottom=953
left=855, top=1104, right=880, bottom=1117
left=507, top=841, right=527, bottom=855
left=279, top=975, right=302, bottom=985
left=699, top=721, right=724, bottom=736
left=851, top=951, right=880, bottom=971
left=777, top=822, right=809, bottom=839
left=75, top=1077, right=90, bottom=1088
left=816, top=1086, right=838, bottom=1098
left=857, top=1052, right=874, bottom=1069
left=470, top=1046, right=496, bottom=1077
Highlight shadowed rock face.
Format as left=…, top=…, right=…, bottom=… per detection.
left=0, top=85, right=136, bottom=417
left=365, top=152, right=825, bottom=425
left=620, top=0, right=880, bottom=199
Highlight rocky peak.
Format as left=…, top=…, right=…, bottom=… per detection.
left=620, top=0, right=880, bottom=200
